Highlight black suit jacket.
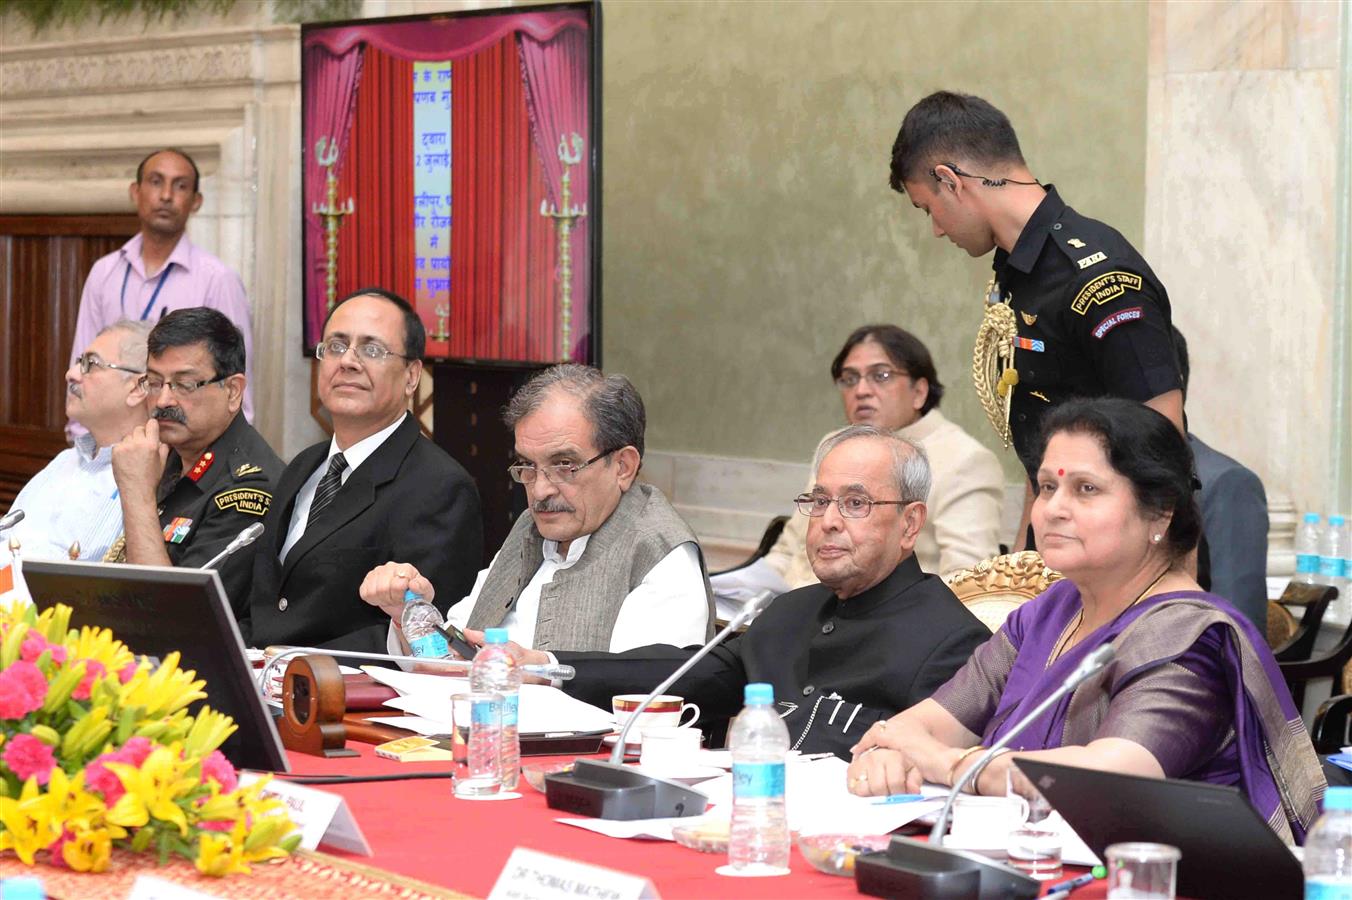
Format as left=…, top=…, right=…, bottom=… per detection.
left=241, top=414, right=483, bottom=653
left=558, top=555, right=989, bottom=757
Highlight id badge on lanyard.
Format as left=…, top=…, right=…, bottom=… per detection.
left=120, top=262, right=173, bottom=321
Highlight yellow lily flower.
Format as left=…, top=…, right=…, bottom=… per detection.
left=195, top=821, right=251, bottom=876
left=105, top=745, right=198, bottom=836
left=0, top=778, right=58, bottom=865
left=61, top=825, right=115, bottom=872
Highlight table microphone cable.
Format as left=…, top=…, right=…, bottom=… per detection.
left=248, top=770, right=454, bottom=785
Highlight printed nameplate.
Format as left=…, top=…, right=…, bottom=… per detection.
left=238, top=772, right=372, bottom=856
left=488, top=847, right=659, bottom=899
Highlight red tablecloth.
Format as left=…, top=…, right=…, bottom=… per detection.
left=284, top=745, right=1109, bottom=899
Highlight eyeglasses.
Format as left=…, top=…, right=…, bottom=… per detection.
left=794, top=493, right=910, bottom=518
left=139, top=373, right=229, bottom=396
left=314, top=339, right=411, bottom=363
left=509, top=449, right=615, bottom=485
left=75, top=353, right=143, bottom=377
left=834, top=369, right=905, bottom=390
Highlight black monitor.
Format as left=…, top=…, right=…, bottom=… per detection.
left=23, top=559, right=288, bottom=773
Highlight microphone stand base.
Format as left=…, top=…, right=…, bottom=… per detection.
left=855, top=836, right=1041, bottom=900
left=543, top=759, right=709, bottom=821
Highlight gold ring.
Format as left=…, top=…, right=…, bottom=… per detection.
left=396, top=571, right=409, bottom=579
left=852, top=773, right=868, bottom=785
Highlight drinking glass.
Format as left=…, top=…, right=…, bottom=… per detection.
left=1105, top=842, right=1180, bottom=899
left=1005, top=760, right=1063, bottom=880
left=451, top=690, right=502, bottom=798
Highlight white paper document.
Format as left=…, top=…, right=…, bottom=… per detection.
left=362, top=665, right=616, bottom=734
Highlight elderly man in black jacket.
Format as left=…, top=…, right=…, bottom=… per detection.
left=501, top=425, right=989, bottom=757
left=240, top=288, right=482, bottom=652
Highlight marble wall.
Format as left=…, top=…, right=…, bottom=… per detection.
left=1144, top=0, right=1351, bottom=572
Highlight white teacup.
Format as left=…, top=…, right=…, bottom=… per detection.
left=611, top=694, right=700, bottom=739
left=948, top=794, right=1030, bottom=846
left=639, top=725, right=703, bottom=771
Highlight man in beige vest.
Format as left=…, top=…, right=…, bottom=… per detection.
left=362, top=364, right=714, bottom=654
left=712, top=325, right=1004, bottom=603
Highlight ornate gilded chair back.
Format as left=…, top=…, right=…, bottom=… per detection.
left=943, top=550, right=1063, bottom=633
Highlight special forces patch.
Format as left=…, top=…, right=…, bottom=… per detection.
left=213, top=488, right=272, bottom=517
left=1071, top=271, right=1143, bottom=315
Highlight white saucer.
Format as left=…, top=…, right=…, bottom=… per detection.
left=630, top=764, right=725, bottom=785
left=602, top=732, right=640, bottom=749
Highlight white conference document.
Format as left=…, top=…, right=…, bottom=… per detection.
left=361, top=665, right=615, bottom=734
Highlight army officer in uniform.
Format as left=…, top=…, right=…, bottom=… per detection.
left=888, top=91, right=1183, bottom=548
left=110, top=307, right=283, bottom=607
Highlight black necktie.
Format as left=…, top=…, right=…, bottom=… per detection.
left=307, top=453, right=348, bottom=526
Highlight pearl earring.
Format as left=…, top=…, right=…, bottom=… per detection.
left=1151, top=534, right=1162, bottom=544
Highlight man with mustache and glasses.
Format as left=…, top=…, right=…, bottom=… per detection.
left=361, top=363, right=713, bottom=656
left=1, top=321, right=150, bottom=576
left=242, top=288, right=482, bottom=653
left=69, top=149, right=254, bottom=437
left=109, top=307, right=281, bottom=609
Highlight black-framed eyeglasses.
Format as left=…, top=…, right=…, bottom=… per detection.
left=509, top=449, right=616, bottom=485
left=834, top=369, right=905, bottom=390
left=138, top=373, right=229, bottom=396
left=75, top=353, right=144, bottom=377
left=794, top=493, right=910, bottom=519
left=314, top=338, right=411, bottom=363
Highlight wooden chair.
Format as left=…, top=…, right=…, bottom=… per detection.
left=943, top=551, right=1063, bottom=633
left=1276, top=585, right=1347, bottom=710
left=1269, top=583, right=1338, bottom=662
left=709, top=515, right=789, bottom=577
left=1311, top=693, right=1352, bottom=755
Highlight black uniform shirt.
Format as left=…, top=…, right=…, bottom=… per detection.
left=995, top=186, right=1181, bottom=477
left=156, top=412, right=284, bottom=608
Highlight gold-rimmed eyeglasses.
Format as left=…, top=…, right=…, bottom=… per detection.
left=75, top=353, right=143, bottom=377
left=794, top=493, right=909, bottom=518
left=508, top=449, right=615, bottom=485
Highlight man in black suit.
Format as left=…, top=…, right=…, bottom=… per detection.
left=240, top=288, right=482, bottom=652
left=502, top=425, right=990, bottom=757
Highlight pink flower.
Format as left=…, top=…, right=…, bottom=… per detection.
left=199, top=819, right=234, bottom=832
left=46, top=828, right=75, bottom=869
left=200, top=750, right=238, bottom=793
left=85, top=737, right=156, bottom=804
left=3, top=734, right=56, bottom=784
left=0, top=661, right=47, bottom=719
left=119, top=661, right=139, bottom=684
left=71, top=659, right=106, bottom=701
left=21, top=633, right=67, bottom=667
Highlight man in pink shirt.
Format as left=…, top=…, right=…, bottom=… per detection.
left=69, top=148, right=254, bottom=433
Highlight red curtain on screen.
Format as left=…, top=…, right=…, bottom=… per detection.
left=450, top=34, right=557, bottom=362
left=336, top=46, right=416, bottom=310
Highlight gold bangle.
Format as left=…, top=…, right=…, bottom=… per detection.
left=946, top=745, right=984, bottom=787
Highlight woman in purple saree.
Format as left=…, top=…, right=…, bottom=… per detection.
left=846, top=398, right=1324, bottom=843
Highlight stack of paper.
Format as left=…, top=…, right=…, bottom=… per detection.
left=361, top=665, right=616, bottom=735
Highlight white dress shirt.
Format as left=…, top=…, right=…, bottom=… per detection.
left=279, top=413, right=407, bottom=562
left=1, top=433, right=124, bottom=566
left=387, top=536, right=709, bottom=655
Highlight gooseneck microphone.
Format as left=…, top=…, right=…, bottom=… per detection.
left=200, top=522, right=264, bottom=571
left=0, top=509, right=24, bottom=532
left=545, top=590, right=777, bottom=820
left=930, top=642, right=1116, bottom=844
left=855, top=643, right=1117, bottom=900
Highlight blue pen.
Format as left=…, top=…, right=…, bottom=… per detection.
left=1044, top=870, right=1099, bottom=896
left=870, top=793, right=926, bottom=805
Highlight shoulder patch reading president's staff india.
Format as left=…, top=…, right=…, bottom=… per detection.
left=1071, top=271, right=1143, bottom=315
left=213, top=488, right=272, bottom=516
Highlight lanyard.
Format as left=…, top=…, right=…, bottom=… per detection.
left=120, top=261, right=173, bottom=321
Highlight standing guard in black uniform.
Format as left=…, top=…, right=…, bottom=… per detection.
left=888, top=91, right=1184, bottom=548
left=109, top=307, right=283, bottom=608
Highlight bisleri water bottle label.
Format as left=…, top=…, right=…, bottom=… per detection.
left=1297, top=554, right=1320, bottom=575
left=409, top=632, right=449, bottom=658
left=500, top=693, right=519, bottom=727
left=733, top=762, right=785, bottom=799
left=472, top=698, right=500, bottom=726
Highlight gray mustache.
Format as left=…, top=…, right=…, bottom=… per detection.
left=532, top=498, right=575, bottom=514
left=152, top=406, right=187, bottom=425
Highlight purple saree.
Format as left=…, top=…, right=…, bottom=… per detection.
left=931, top=582, right=1325, bottom=843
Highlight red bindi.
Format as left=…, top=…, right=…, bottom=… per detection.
left=1057, top=468, right=1065, bottom=476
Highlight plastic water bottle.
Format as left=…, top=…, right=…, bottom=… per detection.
left=1297, top=514, right=1325, bottom=586
left=471, top=628, right=520, bottom=790
left=1304, top=786, right=1352, bottom=897
left=728, top=682, right=790, bottom=873
left=400, top=590, right=450, bottom=658
left=1323, top=516, right=1351, bottom=600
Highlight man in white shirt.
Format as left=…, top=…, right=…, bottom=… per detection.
left=3, top=320, right=150, bottom=568
left=361, top=364, right=713, bottom=654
